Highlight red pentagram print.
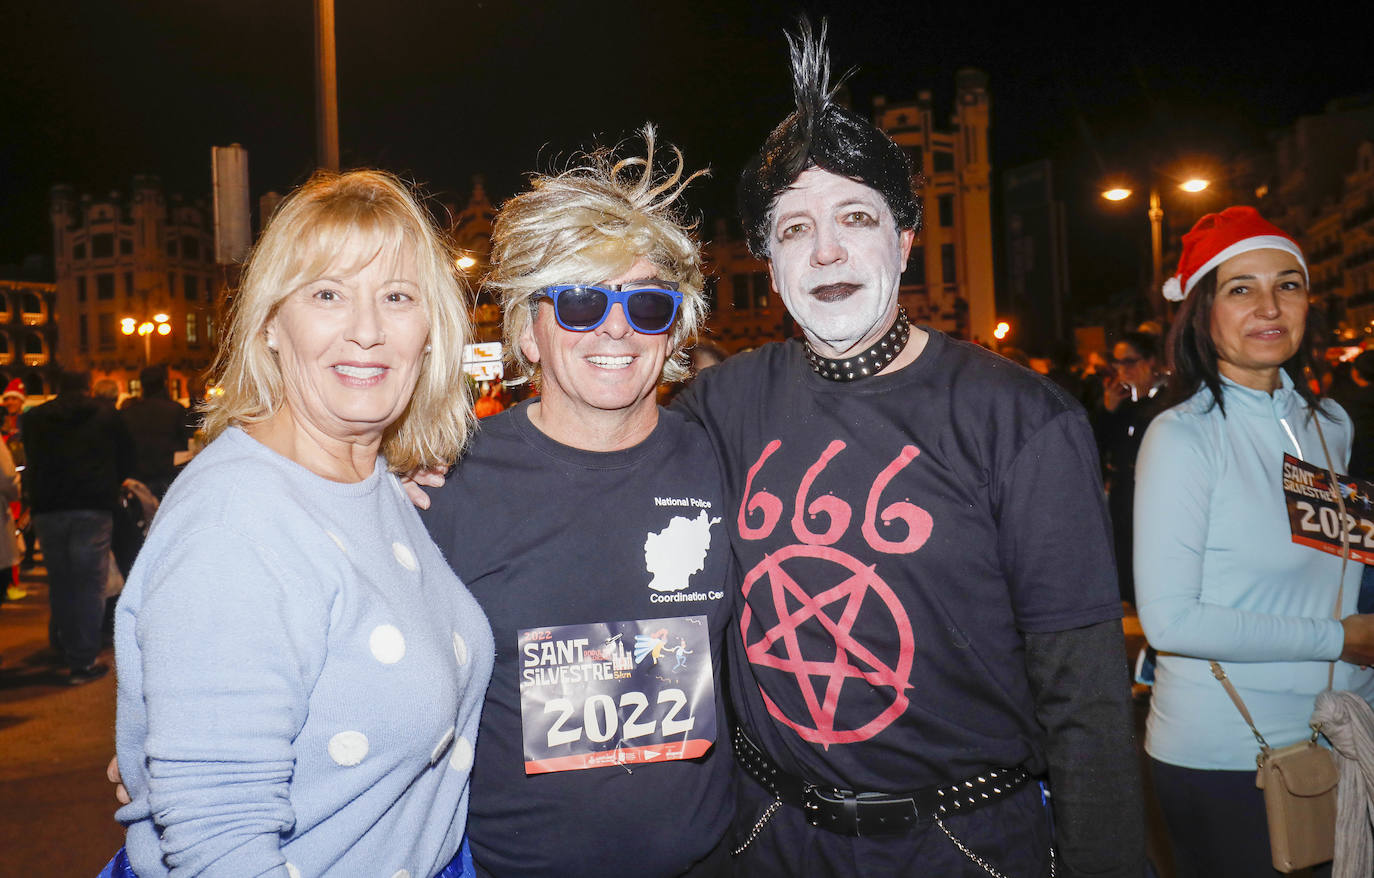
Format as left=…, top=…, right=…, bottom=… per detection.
left=740, top=543, right=914, bottom=746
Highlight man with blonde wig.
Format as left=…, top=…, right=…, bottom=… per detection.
left=675, top=21, right=1142, bottom=878
left=423, top=129, right=734, bottom=877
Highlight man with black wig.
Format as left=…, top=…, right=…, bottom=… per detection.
left=675, top=21, right=1143, bottom=877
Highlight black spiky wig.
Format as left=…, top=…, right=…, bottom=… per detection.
left=738, top=19, right=922, bottom=259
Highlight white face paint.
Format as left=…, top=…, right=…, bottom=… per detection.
left=767, top=167, right=914, bottom=358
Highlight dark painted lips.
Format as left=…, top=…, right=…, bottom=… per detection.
left=810, top=282, right=860, bottom=303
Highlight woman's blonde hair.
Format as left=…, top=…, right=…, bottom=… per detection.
left=486, top=127, right=708, bottom=385
left=201, top=169, right=473, bottom=473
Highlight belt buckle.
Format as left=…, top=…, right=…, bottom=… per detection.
left=802, top=784, right=860, bottom=834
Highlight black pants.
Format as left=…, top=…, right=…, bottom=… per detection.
left=730, top=769, right=1053, bottom=877
left=1150, top=758, right=1331, bottom=878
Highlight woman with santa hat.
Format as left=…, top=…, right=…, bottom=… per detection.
left=1135, top=206, right=1374, bottom=874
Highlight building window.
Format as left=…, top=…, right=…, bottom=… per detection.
left=752, top=272, right=770, bottom=309
left=187, top=311, right=198, bottom=345
left=182, top=236, right=200, bottom=260
left=184, top=275, right=197, bottom=300
left=79, top=315, right=89, bottom=352
left=119, top=238, right=133, bottom=255
left=941, top=243, right=957, bottom=285
left=731, top=273, right=750, bottom=310
left=168, top=272, right=175, bottom=297
left=73, top=241, right=86, bottom=260
left=124, top=272, right=134, bottom=296
left=98, top=313, right=116, bottom=350
left=77, top=276, right=87, bottom=302
left=933, top=150, right=955, bottom=173
left=92, top=233, right=114, bottom=259
left=902, top=246, right=925, bottom=286
left=938, top=195, right=954, bottom=228
left=166, top=239, right=177, bottom=258
left=96, top=273, right=115, bottom=300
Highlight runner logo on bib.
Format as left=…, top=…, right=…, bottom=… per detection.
left=518, top=615, right=716, bottom=774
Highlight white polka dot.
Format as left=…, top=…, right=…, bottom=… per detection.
left=452, top=633, right=468, bottom=666
left=325, top=531, right=347, bottom=554
left=430, top=725, right=455, bottom=764
left=392, top=542, right=417, bottom=570
left=327, top=730, right=369, bottom=766
left=448, top=735, right=473, bottom=773
left=391, top=871, right=411, bottom=878
left=369, top=624, right=406, bottom=664
left=286, top=864, right=301, bottom=878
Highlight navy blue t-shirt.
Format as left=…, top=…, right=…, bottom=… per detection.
left=422, top=403, right=733, bottom=878
left=676, top=329, right=1121, bottom=793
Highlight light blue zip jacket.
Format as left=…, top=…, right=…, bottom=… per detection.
left=1135, top=372, right=1374, bottom=770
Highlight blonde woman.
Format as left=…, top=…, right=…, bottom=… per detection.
left=106, top=170, right=493, bottom=878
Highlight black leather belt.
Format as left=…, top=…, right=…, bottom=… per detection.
left=732, top=724, right=1031, bottom=836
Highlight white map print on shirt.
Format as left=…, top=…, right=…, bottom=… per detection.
left=643, top=509, right=721, bottom=592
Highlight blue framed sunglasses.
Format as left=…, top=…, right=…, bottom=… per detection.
left=535, top=282, right=683, bottom=335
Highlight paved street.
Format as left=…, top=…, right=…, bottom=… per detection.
left=0, top=563, right=124, bottom=875
left=1, top=563, right=1168, bottom=876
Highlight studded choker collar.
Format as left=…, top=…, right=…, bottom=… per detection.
left=804, top=307, right=911, bottom=382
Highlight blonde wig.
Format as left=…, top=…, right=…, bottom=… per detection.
left=486, top=127, right=708, bottom=385
left=201, top=169, right=473, bottom=473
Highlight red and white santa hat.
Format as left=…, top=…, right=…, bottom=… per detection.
left=1, top=379, right=23, bottom=401
left=1162, top=206, right=1307, bottom=302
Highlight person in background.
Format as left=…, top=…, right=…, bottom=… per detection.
left=1135, top=206, right=1374, bottom=876
left=0, top=437, right=22, bottom=609
left=20, top=370, right=135, bottom=684
left=1, top=377, right=28, bottom=600
left=94, top=378, right=121, bottom=409
left=119, top=364, right=192, bottom=500
left=106, top=170, right=493, bottom=878
left=421, top=129, right=734, bottom=878
left=2, top=378, right=27, bottom=437
left=1094, top=330, right=1167, bottom=606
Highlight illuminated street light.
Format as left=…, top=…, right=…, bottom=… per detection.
left=993, top=321, right=1010, bottom=340
left=122, top=312, right=172, bottom=365
left=455, top=255, right=477, bottom=271
left=1101, top=175, right=1212, bottom=313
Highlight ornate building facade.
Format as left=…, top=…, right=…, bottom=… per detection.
left=49, top=176, right=220, bottom=399
left=0, top=280, right=57, bottom=397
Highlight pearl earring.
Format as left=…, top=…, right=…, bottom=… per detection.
left=424, top=343, right=432, bottom=354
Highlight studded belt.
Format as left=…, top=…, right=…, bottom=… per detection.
left=731, top=724, right=1031, bottom=837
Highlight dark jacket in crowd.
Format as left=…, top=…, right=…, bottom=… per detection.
left=119, top=394, right=192, bottom=497
left=21, top=390, right=136, bottom=513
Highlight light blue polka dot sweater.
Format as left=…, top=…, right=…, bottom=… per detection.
left=114, top=427, right=493, bottom=877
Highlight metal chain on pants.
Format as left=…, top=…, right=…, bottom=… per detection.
left=935, top=816, right=1056, bottom=878
left=733, top=797, right=1057, bottom=876
left=732, top=798, right=783, bottom=856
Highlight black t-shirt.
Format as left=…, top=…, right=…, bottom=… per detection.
left=675, top=329, right=1121, bottom=793
left=422, top=403, right=733, bottom=878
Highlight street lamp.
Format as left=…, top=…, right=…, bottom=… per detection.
left=1101, top=176, right=1211, bottom=313
left=122, top=313, right=171, bottom=365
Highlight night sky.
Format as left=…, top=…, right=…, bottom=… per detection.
left=2, top=0, right=1367, bottom=312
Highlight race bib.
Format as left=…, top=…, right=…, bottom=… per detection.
left=1283, top=453, right=1374, bottom=564
left=518, top=615, right=716, bottom=775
